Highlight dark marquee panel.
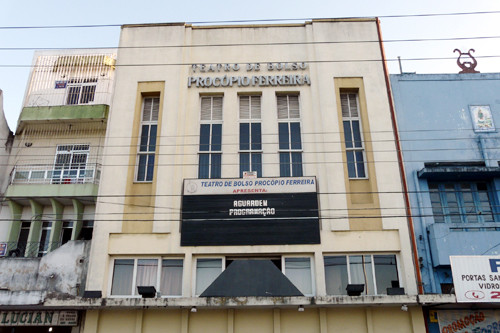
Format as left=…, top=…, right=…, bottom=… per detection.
left=181, top=192, right=320, bottom=246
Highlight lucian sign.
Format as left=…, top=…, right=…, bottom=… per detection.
left=0, top=311, right=78, bottom=326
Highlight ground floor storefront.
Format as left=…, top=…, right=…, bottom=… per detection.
left=82, top=307, right=425, bottom=333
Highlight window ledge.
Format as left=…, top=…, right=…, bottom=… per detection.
left=44, top=295, right=421, bottom=309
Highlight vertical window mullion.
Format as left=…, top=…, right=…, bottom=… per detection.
left=131, top=259, right=138, bottom=295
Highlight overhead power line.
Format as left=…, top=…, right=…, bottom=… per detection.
left=0, top=10, right=499, bottom=30
left=1, top=35, right=500, bottom=51
left=1, top=55, right=499, bottom=68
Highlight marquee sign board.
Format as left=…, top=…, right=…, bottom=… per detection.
left=181, top=177, right=320, bottom=246
left=450, top=255, right=500, bottom=303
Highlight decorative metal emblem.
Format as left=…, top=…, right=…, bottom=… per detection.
left=454, top=49, right=479, bottom=73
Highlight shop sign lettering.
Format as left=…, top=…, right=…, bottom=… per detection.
left=188, top=62, right=311, bottom=88
left=0, top=311, right=77, bottom=326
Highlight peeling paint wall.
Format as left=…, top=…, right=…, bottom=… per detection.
left=0, top=240, right=90, bottom=304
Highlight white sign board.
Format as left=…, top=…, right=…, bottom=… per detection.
left=184, top=177, right=317, bottom=196
left=450, top=256, right=500, bottom=302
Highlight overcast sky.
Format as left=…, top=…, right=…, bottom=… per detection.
left=1, top=0, right=499, bottom=130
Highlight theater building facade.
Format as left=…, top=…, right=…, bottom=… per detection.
left=72, top=19, right=426, bottom=333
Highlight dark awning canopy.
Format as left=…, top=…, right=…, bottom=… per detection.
left=418, top=166, right=500, bottom=181
left=200, top=260, right=304, bottom=297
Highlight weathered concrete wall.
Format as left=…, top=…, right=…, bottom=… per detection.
left=0, top=240, right=90, bottom=305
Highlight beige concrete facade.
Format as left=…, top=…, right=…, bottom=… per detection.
left=84, top=20, right=425, bottom=332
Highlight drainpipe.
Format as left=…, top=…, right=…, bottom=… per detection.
left=376, top=18, right=424, bottom=294
left=413, top=172, right=437, bottom=293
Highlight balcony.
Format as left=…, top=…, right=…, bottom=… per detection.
left=11, top=163, right=100, bottom=185
left=5, top=161, right=101, bottom=204
left=1, top=241, right=62, bottom=258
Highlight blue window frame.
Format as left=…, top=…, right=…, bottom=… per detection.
left=429, top=181, right=497, bottom=223
left=136, top=97, right=159, bottom=182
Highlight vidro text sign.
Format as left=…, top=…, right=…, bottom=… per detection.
left=450, top=256, right=500, bottom=302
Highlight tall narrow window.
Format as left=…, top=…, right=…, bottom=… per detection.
left=38, top=221, right=52, bottom=257
left=341, top=93, right=366, bottom=178
left=277, top=94, right=302, bottom=177
left=136, top=97, right=159, bottom=182
left=199, top=96, right=222, bottom=179
left=239, top=95, right=262, bottom=177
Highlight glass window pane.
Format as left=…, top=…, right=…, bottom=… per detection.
left=240, top=153, right=250, bottom=177
left=280, top=152, right=290, bottom=177
left=324, top=256, right=348, bottom=295
left=444, top=185, right=461, bottom=223
left=199, top=124, right=210, bottom=151
left=290, top=122, right=302, bottom=149
left=196, top=259, right=222, bottom=295
left=146, top=154, right=155, bottom=181
left=291, top=152, right=303, bottom=177
left=148, top=125, right=157, bottom=152
left=461, top=185, right=477, bottom=223
left=111, top=259, right=134, bottom=295
left=137, top=155, right=147, bottom=181
left=198, top=154, right=209, bottom=179
left=251, top=153, right=262, bottom=177
left=211, top=124, right=222, bottom=151
left=346, top=151, right=356, bottom=178
left=240, top=123, right=250, bottom=150
left=81, top=85, right=96, bottom=103
left=352, top=121, right=362, bottom=148
left=429, top=187, right=445, bottom=223
left=355, top=151, right=365, bottom=178
left=135, top=259, right=158, bottom=295
left=160, top=259, right=183, bottom=296
left=374, top=255, right=399, bottom=295
left=251, top=123, right=262, bottom=150
left=67, top=86, right=81, bottom=105
left=279, top=123, right=289, bottom=150
left=285, top=258, right=312, bottom=295
left=139, top=125, right=149, bottom=152
left=343, top=121, right=353, bottom=148
left=211, top=154, right=221, bottom=179
left=349, top=255, right=375, bottom=295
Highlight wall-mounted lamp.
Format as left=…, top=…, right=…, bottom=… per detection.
left=137, top=286, right=156, bottom=298
left=191, top=306, right=197, bottom=313
left=346, top=284, right=364, bottom=296
left=298, top=305, right=305, bottom=312
left=401, top=304, right=408, bottom=312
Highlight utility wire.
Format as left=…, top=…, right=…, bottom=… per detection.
left=3, top=55, right=500, bottom=68
left=0, top=10, right=499, bottom=30
left=2, top=35, right=500, bottom=51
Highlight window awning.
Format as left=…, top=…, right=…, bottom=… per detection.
left=200, top=260, right=304, bottom=297
left=417, top=166, right=500, bottom=181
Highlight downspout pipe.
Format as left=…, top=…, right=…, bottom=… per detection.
left=376, top=18, right=424, bottom=294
